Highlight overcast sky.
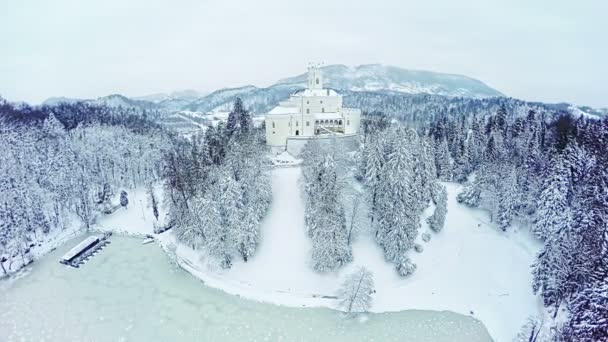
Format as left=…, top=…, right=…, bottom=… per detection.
left=1, top=0, right=606, bottom=107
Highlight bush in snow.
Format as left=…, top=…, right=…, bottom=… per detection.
left=421, top=232, right=431, bottom=242
left=396, top=255, right=417, bottom=277
left=337, top=267, right=375, bottom=316
left=120, top=190, right=129, bottom=208
left=456, top=185, right=480, bottom=207
left=414, top=243, right=424, bottom=253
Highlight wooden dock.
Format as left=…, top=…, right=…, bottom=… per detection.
left=60, top=233, right=112, bottom=268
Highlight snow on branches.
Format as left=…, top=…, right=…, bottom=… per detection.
left=301, top=141, right=352, bottom=272
left=337, top=267, right=375, bottom=316
left=359, top=125, right=438, bottom=276
left=166, top=98, right=271, bottom=268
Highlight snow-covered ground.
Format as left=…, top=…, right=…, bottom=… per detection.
left=94, top=185, right=167, bottom=237
left=88, top=167, right=541, bottom=342
left=270, top=151, right=303, bottom=167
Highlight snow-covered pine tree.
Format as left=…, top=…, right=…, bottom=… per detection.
left=562, top=278, right=608, bottom=341
left=337, top=267, right=375, bottom=315
left=434, top=137, right=452, bottom=181
left=362, top=135, right=386, bottom=226
left=496, top=167, right=518, bottom=231
left=308, top=154, right=352, bottom=272
left=532, top=209, right=576, bottom=309
left=427, top=184, right=448, bottom=233
left=375, top=131, right=419, bottom=276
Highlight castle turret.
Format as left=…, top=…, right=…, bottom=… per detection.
left=307, top=63, right=323, bottom=90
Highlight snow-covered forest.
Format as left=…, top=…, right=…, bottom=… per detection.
left=344, top=91, right=573, bottom=127
left=0, top=96, right=271, bottom=273
left=412, top=107, right=608, bottom=341
left=1, top=91, right=607, bottom=341
left=164, top=98, right=271, bottom=268
left=0, top=97, right=167, bottom=274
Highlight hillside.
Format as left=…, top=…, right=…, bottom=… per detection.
left=277, top=64, right=504, bottom=98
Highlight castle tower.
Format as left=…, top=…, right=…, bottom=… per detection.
left=307, top=63, right=323, bottom=90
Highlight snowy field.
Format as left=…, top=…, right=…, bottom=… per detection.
left=90, top=167, right=542, bottom=342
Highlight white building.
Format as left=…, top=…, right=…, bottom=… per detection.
left=265, top=64, right=361, bottom=152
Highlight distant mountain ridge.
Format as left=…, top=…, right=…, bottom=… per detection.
left=39, top=64, right=605, bottom=123
left=42, top=64, right=504, bottom=112
left=276, top=64, right=504, bottom=98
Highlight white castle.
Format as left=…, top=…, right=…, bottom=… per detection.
left=265, top=64, right=361, bottom=151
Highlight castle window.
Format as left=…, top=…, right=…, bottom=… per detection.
left=306, top=108, right=310, bottom=114
left=322, top=108, right=325, bottom=113
left=306, top=100, right=309, bottom=104
left=316, top=78, right=319, bottom=85
left=347, top=120, right=350, bottom=125
left=327, top=89, right=330, bottom=96
left=320, top=100, right=323, bottom=104
left=272, top=121, right=275, bottom=128
left=339, top=120, right=342, bottom=125
left=295, top=130, right=299, bottom=136
left=306, top=121, right=310, bottom=126
left=272, top=131, right=275, bottom=134
left=296, top=121, right=299, bottom=126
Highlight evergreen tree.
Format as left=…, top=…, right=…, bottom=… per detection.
left=434, top=137, right=452, bottom=181
left=303, top=152, right=352, bottom=272
left=375, top=133, right=419, bottom=276
left=562, top=278, right=608, bottom=341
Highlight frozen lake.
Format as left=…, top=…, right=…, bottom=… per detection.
left=0, top=236, right=492, bottom=341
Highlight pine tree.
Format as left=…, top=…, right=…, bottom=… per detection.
left=562, top=278, right=608, bottom=341
left=375, top=133, right=419, bottom=275
left=532, top=209, right=576, bottom=308
left=434, top=137, right=452, bottom=181
left=496, top=168, right=518, bottom=231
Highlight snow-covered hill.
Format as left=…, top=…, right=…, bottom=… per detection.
left=277, top=64, right=504, bottom=98
left=41, top=64, right=503, bottom=112
left=43, top=94, right=157, bottom=110
left=39, top=64, right=605, bottom=131
left=133, top=89, right=206, bottom=104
